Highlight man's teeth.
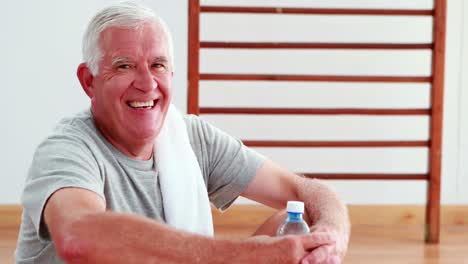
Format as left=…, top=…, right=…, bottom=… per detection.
left=128, top=101, right=154, bottom=108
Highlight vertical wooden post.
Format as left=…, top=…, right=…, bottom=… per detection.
left=426, top=0, right=446, bottom=244
left=188, top=0, right=200, bottom=115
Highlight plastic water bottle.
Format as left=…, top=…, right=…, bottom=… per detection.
left=276, top=201, right=310, bottom=236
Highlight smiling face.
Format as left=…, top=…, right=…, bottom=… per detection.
left=79, top=22, right=173, bottom=159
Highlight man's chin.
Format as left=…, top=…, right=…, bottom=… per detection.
left=127, top=119, right=164, bottom=142
left=133, top=130, right=159, bottom=141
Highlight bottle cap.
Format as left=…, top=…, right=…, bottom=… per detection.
left=286, top=201, right=304, bottom=213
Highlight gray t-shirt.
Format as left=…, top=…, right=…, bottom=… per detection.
left=15, top=110, right=265, bottom=263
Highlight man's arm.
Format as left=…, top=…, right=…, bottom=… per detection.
left=242, top=159, right=350, bottom=263
left=45, top=187, right=335, bottom=263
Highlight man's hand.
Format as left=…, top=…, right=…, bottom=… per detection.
left=300, top=225, right=347, bottom=264
left=249, top=232, right=337, bottom=264
left=243, top=160, right=350, bottom=263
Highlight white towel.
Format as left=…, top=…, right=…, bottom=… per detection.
left=155, top=104, right=214, bottom=236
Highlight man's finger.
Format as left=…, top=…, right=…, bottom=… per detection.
left=303, top=244, right=334, bottom=263
left=300, top=232, right=336, bottom=250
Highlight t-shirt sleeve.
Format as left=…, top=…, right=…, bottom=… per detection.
left=184, top=115, right=266, bottom=211
left=21, top=128, right=104, bottom=242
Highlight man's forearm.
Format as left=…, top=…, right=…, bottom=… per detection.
left=295, top=178, right=350, bottom=247
left=58, top=211, right=280, bottom=264
left=60, top=212, right=238, bottom=263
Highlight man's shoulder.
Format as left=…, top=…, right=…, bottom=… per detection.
left=182, top=113, right=200, bottom=124
left=37, top=109, right=98, bottom=152
left=181, top=114, right=215, bottom=148
left=182, top=113, right=219, bottom=135
left=182, top=114, right=209, bottom=134
left=53, top=109, right=93, bottom=133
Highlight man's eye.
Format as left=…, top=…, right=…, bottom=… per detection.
left=153, top=64, right=166, bottom=70
left=117, top=64, right=131, bottom=70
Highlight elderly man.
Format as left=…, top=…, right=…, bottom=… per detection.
left=16, top=2, right=349, bottom=263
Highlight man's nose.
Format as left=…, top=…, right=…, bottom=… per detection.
left=134, top=66, right=157, bottom=92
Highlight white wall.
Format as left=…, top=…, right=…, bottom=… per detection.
left=1, top=0, right=466, bottom=205
left=458, top=0, right=468, bottom=203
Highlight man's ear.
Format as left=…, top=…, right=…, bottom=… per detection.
left=77, top=63, right=95, bottom=98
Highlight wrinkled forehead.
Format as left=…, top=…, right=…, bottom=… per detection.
left=98, top=22, right=170, bottom=60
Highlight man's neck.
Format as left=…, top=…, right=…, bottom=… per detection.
left=105, top=135, right=154, bottom=160
left=93, top=121, right=154, bottom=160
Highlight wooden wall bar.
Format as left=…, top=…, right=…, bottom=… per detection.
left=426, top=0, right=447, bottom=244
left=200, top=6, right=434, bottom=16
left=188, top=0, right=446, bottom=243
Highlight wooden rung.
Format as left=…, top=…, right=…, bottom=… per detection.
left=243, top=140, right=429, bottom=147
left=200, top=74, right=432, bottom=83
left=301, top=173, right=429, bottom=180
left=200, top=107, right=431, bottom=115
left=201, top=42, right=434, bottom=50
left=200, top=6, right=434, bottom=16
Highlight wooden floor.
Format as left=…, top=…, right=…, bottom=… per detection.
left=1, top=226, right=18, bottom=264
left=2, top=225, right=468, bottom=263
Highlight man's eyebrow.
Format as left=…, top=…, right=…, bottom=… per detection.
left=151, top=56, right=169, bottom=64
left=111, top=57, right=132, bottom=66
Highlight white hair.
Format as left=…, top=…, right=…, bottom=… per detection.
left=82, top=1, right=174, bottom=75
